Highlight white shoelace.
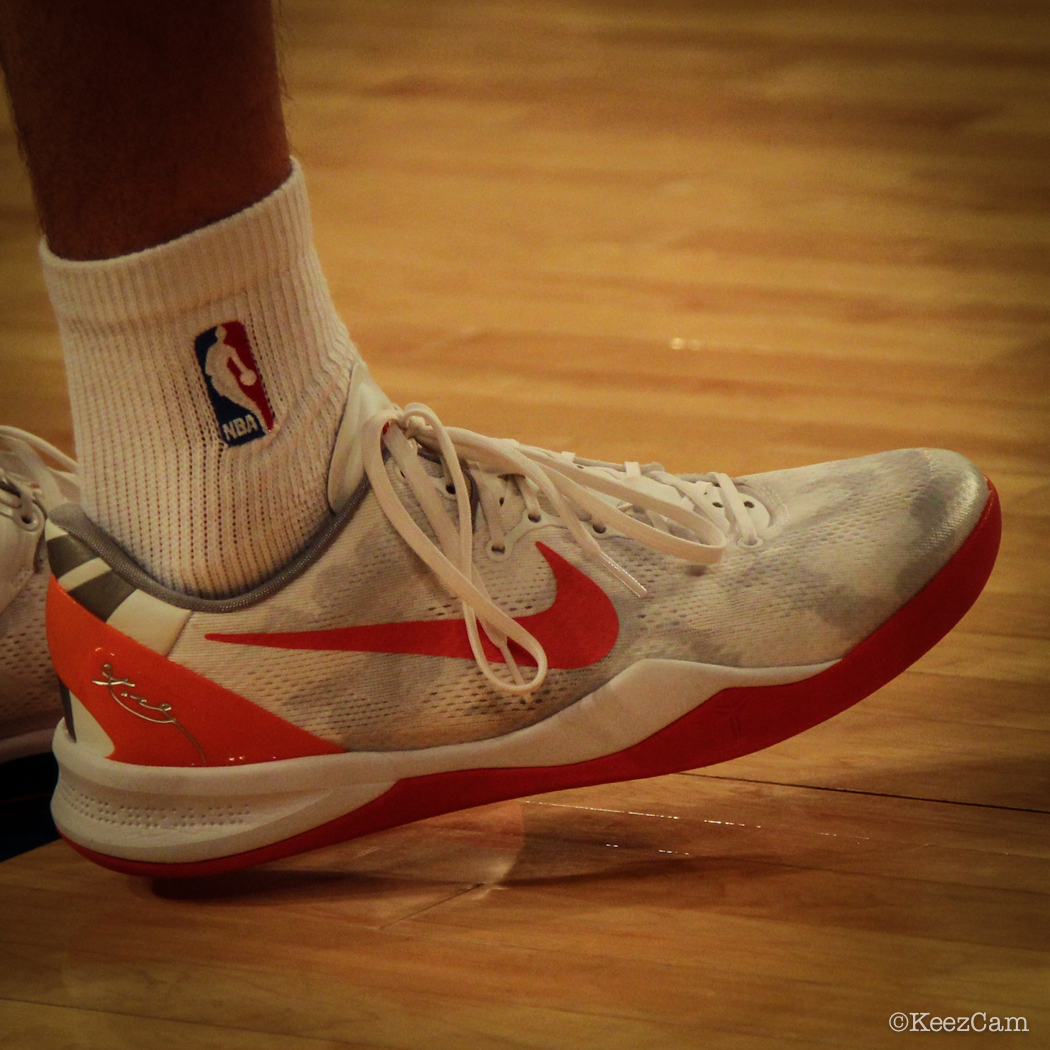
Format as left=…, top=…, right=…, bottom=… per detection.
left=0, top=427, right=78, bottom=533
left=360, top=404, right=759, bottom=696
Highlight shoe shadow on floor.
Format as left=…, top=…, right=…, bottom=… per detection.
left=146, top=798, right=757, bottom=906
left=145, top=754, right=1050, bottom=908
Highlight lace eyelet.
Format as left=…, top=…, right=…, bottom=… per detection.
left=591, top=523, right=607, bottom=534
left=527, top=512, right=542, bottom=524
left=17, top=509, right=42, bottom=532
left=737, top=536, right=763, bottom=550
left=486, top=540, right=508, bottom=559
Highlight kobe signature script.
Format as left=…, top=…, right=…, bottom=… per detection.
left=92, top=662, right=206, bottom=763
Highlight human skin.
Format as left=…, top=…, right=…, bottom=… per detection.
left=0, top=0, right=290, bottom=260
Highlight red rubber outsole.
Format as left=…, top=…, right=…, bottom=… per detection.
left=64, top=482, right=1002, bottom=878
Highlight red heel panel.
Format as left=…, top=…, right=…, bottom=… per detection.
left=46, top=578, right=343, bottom=767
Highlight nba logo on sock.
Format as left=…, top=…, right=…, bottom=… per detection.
left=194, top=322, right=276, bottom=446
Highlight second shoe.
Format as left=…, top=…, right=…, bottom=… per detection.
left=1, top=427, right=78, bottom=763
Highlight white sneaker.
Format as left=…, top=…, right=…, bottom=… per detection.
left=0, top=428, right=78, bottom=762
left=45, top=364, right=1000, bottom=876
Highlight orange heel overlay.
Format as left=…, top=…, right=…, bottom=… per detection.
left=46, top=578, right=343, bottom=767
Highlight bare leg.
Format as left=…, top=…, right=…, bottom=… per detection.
left=0, top=0, right=289, bottom=260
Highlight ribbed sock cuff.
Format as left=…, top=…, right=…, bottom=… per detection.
left=41, top=160, right=313, bottom=325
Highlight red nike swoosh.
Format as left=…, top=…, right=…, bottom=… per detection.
left=205, top=543, right=619, bottom=670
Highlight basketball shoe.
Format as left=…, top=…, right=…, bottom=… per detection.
left=1, top=428, right=78, bottom=762
left=45, top=362, right=1000, bottom=877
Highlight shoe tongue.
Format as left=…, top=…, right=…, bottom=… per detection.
left=327, top=360, right=397, bottom=511
left=615, top=472, right=691, bottom=508
left=581, top=468, right=694, bottom=516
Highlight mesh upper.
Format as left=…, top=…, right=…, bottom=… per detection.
left=0, top=565, right=62, bottom=739
left=168, top=446, right=987, bottom=751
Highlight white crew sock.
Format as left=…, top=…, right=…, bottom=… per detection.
left=41, top=161, right=354, bottom=598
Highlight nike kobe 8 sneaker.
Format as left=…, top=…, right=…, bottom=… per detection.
left=46, top=363, right=1000, bottom=876
left=1, top=428, right=78, bottom=762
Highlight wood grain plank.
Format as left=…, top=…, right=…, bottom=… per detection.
left=1, top=0, right=1047, bottom=1045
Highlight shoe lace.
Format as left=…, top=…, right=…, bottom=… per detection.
left=0, top=427, right=78, bottom=533
left=360, top=403, right=758, bottom=697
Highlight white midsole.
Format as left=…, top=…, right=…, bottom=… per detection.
left=52, top=656, right=831, bottom=864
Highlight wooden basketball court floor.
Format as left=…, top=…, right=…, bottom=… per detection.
left=1, top=1, right=1048, bottom=1046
